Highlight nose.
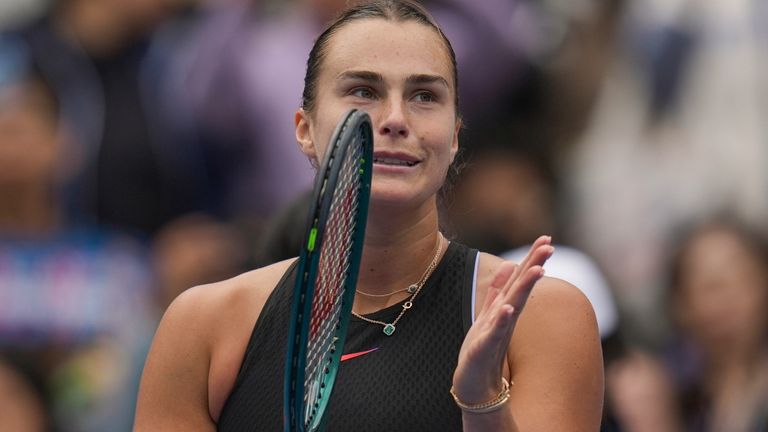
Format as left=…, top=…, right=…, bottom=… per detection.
left=377, top=98, right=409, bottom=139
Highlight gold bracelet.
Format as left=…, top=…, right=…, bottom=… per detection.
left=449, top=377, right=512, bottom=414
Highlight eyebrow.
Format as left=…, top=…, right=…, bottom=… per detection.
left=336, top=70, right=384, bottom=83
left=336, top=70, right=450, bottom=88
left=405, top=74, right=450, bottom=89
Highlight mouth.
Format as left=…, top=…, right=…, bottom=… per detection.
left=372, top=152, right=421, bottom=167
left=373, top=157, right=419, bottom=167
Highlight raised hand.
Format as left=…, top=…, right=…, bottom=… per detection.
left=452, top=235, right=555, bottom=405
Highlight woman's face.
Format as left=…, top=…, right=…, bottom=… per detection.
left=675, top=228, right=768, bottom=352
left=0, top=84, right=59, bottom=188
left=296, top=19, right=460, bottom=209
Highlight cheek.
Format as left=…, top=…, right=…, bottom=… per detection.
left=422, top=129, right=457, bottom=165
left=309, top=108, right=354, bottom=159
left=418, top=118, right=453, bottom=147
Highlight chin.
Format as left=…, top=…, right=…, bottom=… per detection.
left=369, top=189, right=415, bottom=206
left=369, top=182, right=436, bottom=210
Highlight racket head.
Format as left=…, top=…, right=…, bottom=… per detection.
left=284, top=109, right=373, bottom=432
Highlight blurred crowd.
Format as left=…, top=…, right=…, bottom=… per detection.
left=1, top=0, right=767, bottom=430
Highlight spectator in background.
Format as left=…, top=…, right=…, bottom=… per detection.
left=0, top=42, right=155, bottom=432
left=564, top=0, right=768, bottom=341
left=448, top=144, right=557, bottom=255
left=608, top=219, right=768, bottom=431
left=151, top=213, right=248, bottom=310
left=9, top=0, right=213, bottom=237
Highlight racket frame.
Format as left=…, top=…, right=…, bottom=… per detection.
left=284, top=109, right=373, bottom=432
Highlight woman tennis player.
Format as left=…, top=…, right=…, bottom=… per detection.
left=135, top=1, right=604, bottom=430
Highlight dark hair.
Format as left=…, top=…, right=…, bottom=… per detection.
left=301, top=0, right=459, bottom=114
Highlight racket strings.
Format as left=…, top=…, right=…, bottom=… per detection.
left=302, top=131, right=366, bottom=421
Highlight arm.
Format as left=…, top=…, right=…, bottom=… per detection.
left=134, top=259, right=293, bottom=430
left=503, top=278, right=604, bottom=430
left=453, top=237, right=604, bottom=431
left=134, top=286, right=218, bottom=431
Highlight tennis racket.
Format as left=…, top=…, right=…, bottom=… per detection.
left=284, top=109, right=373, bottom=432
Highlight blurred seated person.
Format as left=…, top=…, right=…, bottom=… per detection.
left=11, top=0, right=213, bottom=236
left=607, top=218, right=768, bottom=431
left=0, top=38, right=155, bottom=432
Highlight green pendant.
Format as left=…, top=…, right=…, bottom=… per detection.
left=383, top=324, right=396, bottom=336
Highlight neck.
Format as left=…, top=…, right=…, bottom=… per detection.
left=354, top=201, right=444, bottom=313
left=0, top=185, right=59, bottom=235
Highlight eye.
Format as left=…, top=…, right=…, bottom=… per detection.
left=350, top=87, right=377, bottom=100
left=413, top=91, right=437, bottom=103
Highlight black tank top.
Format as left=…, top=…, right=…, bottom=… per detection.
left=217, top=242, right=479, bottom=431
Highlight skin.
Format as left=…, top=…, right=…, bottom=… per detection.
left=135, top=19, right=603, bottom=431
left=0, top=82, right=66, bottom=233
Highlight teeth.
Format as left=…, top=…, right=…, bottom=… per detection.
left=374, top=157, right=416, bottom=167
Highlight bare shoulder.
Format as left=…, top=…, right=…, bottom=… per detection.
left=176, top=257, right=297, bottom=327
left=512, top=275, right=598, bottom=358
left=512, top=276, right=603, bottom=429
left=156, top=257, right=297, bottom=353
left=135, top=258, right=297, bottom=431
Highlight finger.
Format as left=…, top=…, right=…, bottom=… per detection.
left=504, top=265, right=546, bottom=307
left=475, top=303, right=517, bottom=354
left=500, top=244, right=554, bottom=297
left=482, top=261, right=517, bottom=312
left=504, top=236, right=551, bottom=289
left=527, top=244, right=555, bottom=270
left=491, top=261, right=517, bottom=289
left=494, top=304, right=516, bottom=333
left=489, top=304, right=518, bottom=360
left=514, top=235, right=552, bottom=274
left=482, top=286, right=501, bottom=314
left=498, top=267, right=544, bottom=348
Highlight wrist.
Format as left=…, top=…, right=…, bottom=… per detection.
left=450, top=377, right=512, bottom=414
left=451, top=370, right=504, bottom=402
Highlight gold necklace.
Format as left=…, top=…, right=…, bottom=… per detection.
left=355, top=285, right=416, bottom=297
left=351, top=235, right=445, bottom=336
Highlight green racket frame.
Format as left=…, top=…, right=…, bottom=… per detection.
left=284, top=109, right=373, bottom=432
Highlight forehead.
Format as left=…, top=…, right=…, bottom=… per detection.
left=322, top=18, right=454, bottom=84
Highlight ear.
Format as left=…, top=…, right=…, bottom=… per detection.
left=295, top=109, right=318, bottom=166
left=450, top=117, right=462, bottom=163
